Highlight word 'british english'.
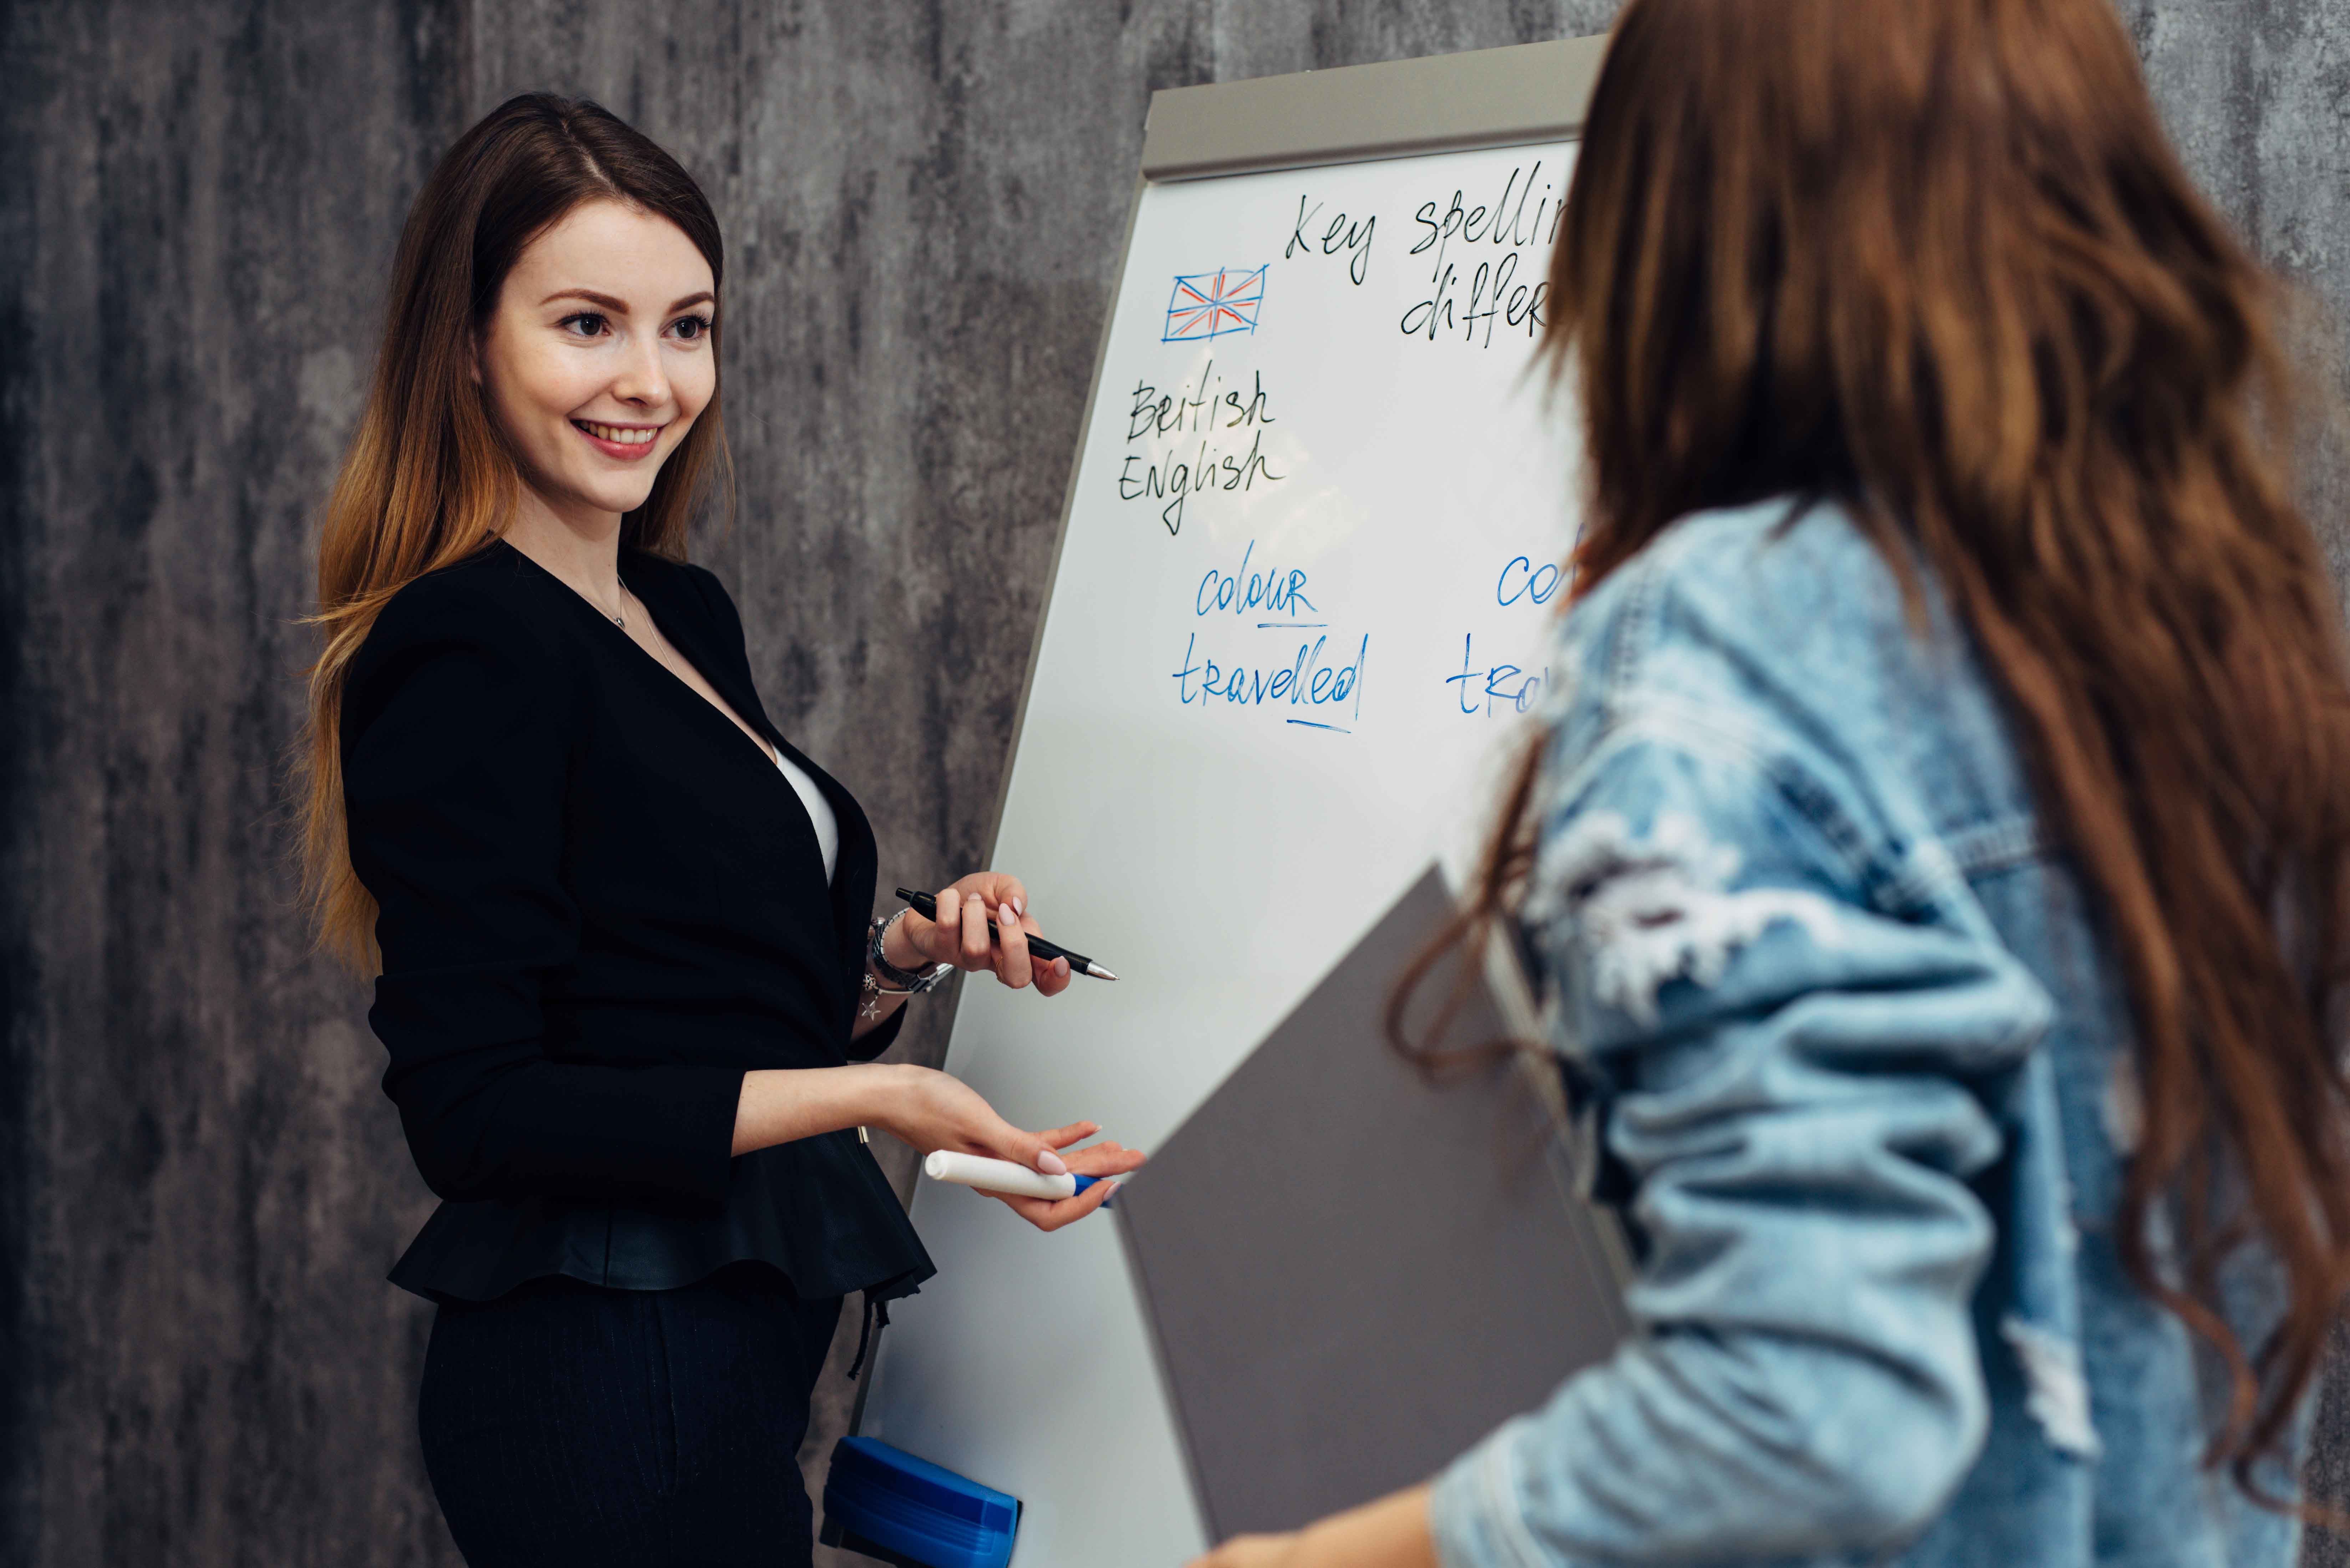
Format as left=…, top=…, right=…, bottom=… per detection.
left=1119, top=361, right=1286, bottom=535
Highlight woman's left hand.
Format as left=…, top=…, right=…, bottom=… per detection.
left=982, top=1119, right=1147, bottom=1230
left=892, top=872, right=1073, bottom=996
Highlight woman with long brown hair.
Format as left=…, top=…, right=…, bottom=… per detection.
left=1196, top=0, right=2350, bottom=1564
left=297, top=95, right=1140, bottom=1565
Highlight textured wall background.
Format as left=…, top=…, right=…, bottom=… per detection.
left=2, top=1, right=2346, bottom=1564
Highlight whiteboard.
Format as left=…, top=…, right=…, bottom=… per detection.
left=862, top=134, right=1586, bottom=1566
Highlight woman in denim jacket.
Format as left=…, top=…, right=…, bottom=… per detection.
left=1195, top=0, right=2350, bottom=1565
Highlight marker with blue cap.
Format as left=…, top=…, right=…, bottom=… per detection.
left=923, top=1150, right=1116, bottom=1206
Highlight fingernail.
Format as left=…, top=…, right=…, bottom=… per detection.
left=1037, top=1149, right=1068, bottom=1175
left=1000, top=903, right=1018, bottom=925
left=1013, top=895, right=1025, bottom=916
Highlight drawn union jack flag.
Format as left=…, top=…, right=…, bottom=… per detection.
left=1163, top=266, right=1267, bottom=342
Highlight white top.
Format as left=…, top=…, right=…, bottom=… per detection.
left=770, top=745, right=840, bottom=885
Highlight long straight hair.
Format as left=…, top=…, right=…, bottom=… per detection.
left=1405, top=0, right=2350, bottom=1496
left=295, top=94, right=732, bottom=974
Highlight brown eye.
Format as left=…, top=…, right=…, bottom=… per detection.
left=561, top=312, right=609, bottom=338
left=673, top=315, right=712, bottom=342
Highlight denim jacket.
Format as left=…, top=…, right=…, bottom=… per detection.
left=1429, top=499, right=2305, bottom=1568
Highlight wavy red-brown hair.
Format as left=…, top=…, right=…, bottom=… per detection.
left=1407, top=0, right=2350, bottom=1498
left=294, top=94, right=731, bottom=974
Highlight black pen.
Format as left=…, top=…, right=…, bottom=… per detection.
left=894, top=888, right=1119, bottom=981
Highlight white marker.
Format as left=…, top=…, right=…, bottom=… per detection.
left=922, top=1150, right=1114, bottom=1204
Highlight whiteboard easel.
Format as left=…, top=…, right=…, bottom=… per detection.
left=859, top=37, right=1609, bottom=1566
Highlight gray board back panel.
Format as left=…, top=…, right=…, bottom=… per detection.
left=1113, top=868, right=1632, bottom=1541
left=1140, top=35, right=1608, bottom=183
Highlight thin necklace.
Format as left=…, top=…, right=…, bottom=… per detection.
left=503, top=537, right=627, bottom=627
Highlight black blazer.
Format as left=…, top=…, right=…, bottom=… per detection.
left=341, top=537, right=932, bottom=1306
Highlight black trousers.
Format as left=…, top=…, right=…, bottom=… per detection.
left=418, top=1264, right=843, bottom=1567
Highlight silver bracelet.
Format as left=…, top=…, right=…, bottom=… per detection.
left=868, top=910, right=952, bottom=995
left=860, top=968, right=911, bottom=1022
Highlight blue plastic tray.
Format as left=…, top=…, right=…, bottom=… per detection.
left=820, top=1436, right=1021, bottom=1568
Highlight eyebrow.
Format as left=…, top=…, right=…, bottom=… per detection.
left=540, top=288, right=716, bottom=313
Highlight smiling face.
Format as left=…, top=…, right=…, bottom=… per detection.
left=475, top=198, right=717, bottom=527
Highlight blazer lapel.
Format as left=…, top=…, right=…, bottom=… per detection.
left=637, top=571, right=777, bottom=752
left=636, top=559, right=881, bottom=1013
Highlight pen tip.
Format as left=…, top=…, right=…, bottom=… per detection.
left=1092, top=964, right=1119, bottom=981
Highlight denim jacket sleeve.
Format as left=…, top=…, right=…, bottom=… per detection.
left=1428, top=702, right=2055, bottom=1567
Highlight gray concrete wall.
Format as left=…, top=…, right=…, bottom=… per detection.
left=2, top=1, right=2345, bottom=1564
left=2, top=4, right=476, bottom=1562
left=2126, top=6, right=2350, bottom=1555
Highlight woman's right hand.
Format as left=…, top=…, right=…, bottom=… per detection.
left=874, top=1066, right=1146, bottom=1232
